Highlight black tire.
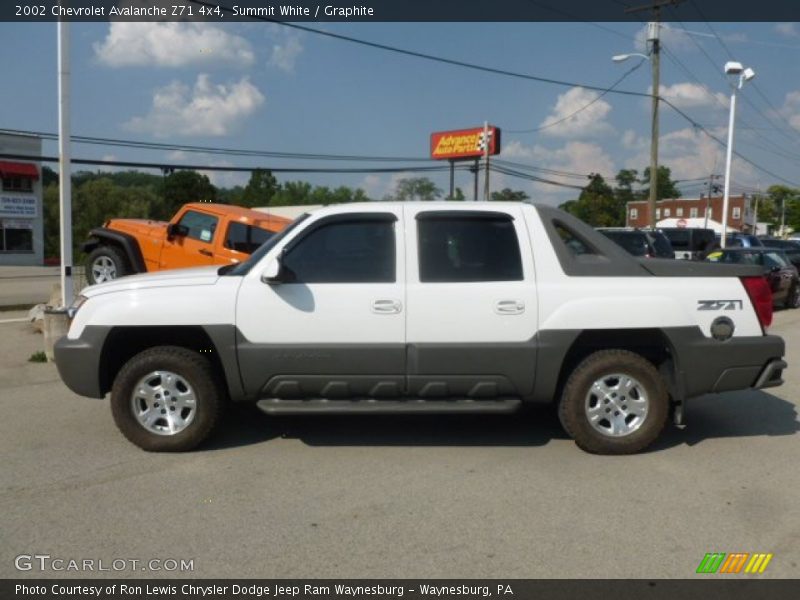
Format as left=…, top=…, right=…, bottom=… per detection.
left=86, top=245, right=129, bottom=285
left=558, top=349, right=669, bottom=455
left=784, top=283, right=800, bottom=309
left=110, top=346, right=224, bottom=452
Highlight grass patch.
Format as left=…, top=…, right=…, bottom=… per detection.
left=28, top=351, right=47, bottom=363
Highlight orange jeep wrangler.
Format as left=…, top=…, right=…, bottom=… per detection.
left=83, top=203, right=290, bottom=284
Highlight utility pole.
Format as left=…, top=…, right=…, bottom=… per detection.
left=57, top=14, right=73, bottom=307
left=704, top=173, right=720, bottom=229
left=483, top=121, right=490, bottom=201
left=624, top=0, right=685, bottom=229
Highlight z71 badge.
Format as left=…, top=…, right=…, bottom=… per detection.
left=697, top=300, right=744, bottom=311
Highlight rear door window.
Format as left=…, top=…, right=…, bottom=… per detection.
left=417, top=213, right=523, bottom=282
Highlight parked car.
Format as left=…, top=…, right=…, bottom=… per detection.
left=596, top=228, right=674, bottom=259
left=83, top=203, right=291, bottom=284
left=55, top=202, right=786, bottom=455
left=659, top=227, right=716, bottom=260
left=706, top=247, right=800, bottom=308
left=757, top=239, right=800, bottom=270
left=715, top=232, right=764, bottom=248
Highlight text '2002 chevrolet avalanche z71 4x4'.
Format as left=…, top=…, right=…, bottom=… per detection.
left=54, top=202, right=787, bottom=454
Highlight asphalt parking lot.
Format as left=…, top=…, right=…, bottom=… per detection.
left=1, top=308, right=798, bottom=579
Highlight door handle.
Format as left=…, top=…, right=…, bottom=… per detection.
left=372, top=299, right=402, bottom=314
left=198, top=249, right=213, bottom=257
left=495, top=300, right=525, bottom=315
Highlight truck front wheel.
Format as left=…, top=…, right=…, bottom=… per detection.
left=110, top=346, right=224, bottom=452
left=86, top=245, right=129, bottom=284
left=558, top=349, right=669, bottom=455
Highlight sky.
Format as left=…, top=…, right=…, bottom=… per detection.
left=1, top=19, right=800, bottom=207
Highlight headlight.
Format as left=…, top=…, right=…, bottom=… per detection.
left=66, top=295, right=89, bottom=320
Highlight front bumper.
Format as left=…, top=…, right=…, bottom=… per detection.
left=53, top=327, right=110, bottom=399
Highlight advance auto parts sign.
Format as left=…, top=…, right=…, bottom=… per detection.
left=430, top=126, right=501, bottom=160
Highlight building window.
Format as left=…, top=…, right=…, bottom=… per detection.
left=676, top=208, right=683, bottom=217
left=0, top=219, right=34, bottom=253
left=630, top=208, right=638, bottom=220
left=732, top=207, right=741, bottom=219
left=656, top=209, right=661, bottom=219
left=664, top=208, right=671, bottom=217
left=1, top=177, right=33, bottom=192
left=690, top=208, right=698, bottom=218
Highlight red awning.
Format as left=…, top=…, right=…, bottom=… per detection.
left=0, top=161, right=39, bottom=179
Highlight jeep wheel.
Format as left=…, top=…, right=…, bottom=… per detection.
left=110, top=346, right=223, bottom=452
left=86, top=245, right=128, bottom=284
left=558, top=349, right=669, bottom=455
left=784, top=284, right=800, bottom=309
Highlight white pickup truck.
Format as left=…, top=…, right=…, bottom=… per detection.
left=54, top=202, right=786, bottom=454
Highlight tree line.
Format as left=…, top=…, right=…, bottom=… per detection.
left=41, top=164, right=800, bottom=259
left=558, top=166, right=798, bottom=235
left=41, top=168, right=532, bottom=258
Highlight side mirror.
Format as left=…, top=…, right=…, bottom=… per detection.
left=260, top=256, right=283, bottom=284
left=167, top=223, right=187, bottom=238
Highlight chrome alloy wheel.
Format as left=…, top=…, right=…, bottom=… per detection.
left=584, top=373, right=649, bottom=437
left=130, top=371, right=197, bottom=436
left=91, top=256, right=117, bottom=283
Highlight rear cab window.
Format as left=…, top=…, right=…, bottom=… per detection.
left=225, top=222, right=274, bottom=254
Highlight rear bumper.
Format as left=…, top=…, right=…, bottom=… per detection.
left=665, top=328, right=786, bottom=399
left=53, top=327, right=110, bottom=399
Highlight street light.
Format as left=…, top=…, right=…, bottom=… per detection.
left=612, top=53, right=649, bottom=63
left=720, top=61, right=756, bottom=248
left=613, top=21, right=660, bottom=230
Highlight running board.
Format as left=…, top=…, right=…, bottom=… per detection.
left=256, top=398, right=523, bottom=415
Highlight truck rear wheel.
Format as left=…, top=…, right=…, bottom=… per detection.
left=110, top=346, right=224, bottom=452
left=558, top=349, right=669, bottom=455
left=86, top=245, right=129, bottom=284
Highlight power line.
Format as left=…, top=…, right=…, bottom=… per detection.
left=672, top=8, right=800, bottom=149
left=658, top=97, right=800, bottom=187
left=0, top=127, right=432, bottom=163
left=187, top=1, right=654, bottom=100
left=505, top=59, right=646, bottom=133
left=688, top=0, right=800, bottom=147
left=0, top=152, right=469, bottom=175
left=659, top=47, right=800, bottom=162
left=488, top=164, right=586, bottom=190
left=492, top=158, right=591, bottom=179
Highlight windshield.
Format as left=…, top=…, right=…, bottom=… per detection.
left=662, top=229, right=689, bottom=249
left=650, top=233, right=674, bottom=257
left=220, top=213, right=310, bottom=276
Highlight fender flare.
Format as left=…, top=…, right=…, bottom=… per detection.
left=83, top=228, right=147, bottom=274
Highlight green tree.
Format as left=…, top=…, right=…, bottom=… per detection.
left=270, top=181, right=313, bottom=206
left=240, top=169, right=279, bottom=208
left=767, top=185, right=800, bottom=234
left=388, top=177, right=442, bottom=201
left=490, top=188, right=529, bottom=202
left=449, top=187, right=466, bottom=201
left=559, top=173, right=619, bottom=227
left=639, top=165, right=681, bottom=200
left=158, top=171, right=217, bottom=219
